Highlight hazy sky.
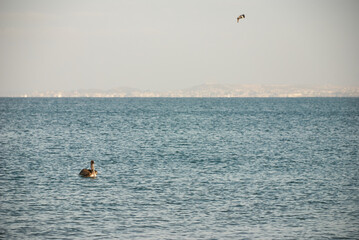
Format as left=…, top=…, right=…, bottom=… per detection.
left=1, top=0, right=358, bottom=95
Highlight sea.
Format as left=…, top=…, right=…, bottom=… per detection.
left=0, top=98, right=358, bottom=239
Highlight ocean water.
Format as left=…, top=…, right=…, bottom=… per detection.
left=0, top=98, right=358, bottom=239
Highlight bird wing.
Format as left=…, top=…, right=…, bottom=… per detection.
left=237, top=14, right=245, bottom=23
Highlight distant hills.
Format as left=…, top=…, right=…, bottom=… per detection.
left=18, top=84, right=359, bottom=97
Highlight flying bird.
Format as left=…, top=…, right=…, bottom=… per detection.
left=237, top=14, right=245, bottom=23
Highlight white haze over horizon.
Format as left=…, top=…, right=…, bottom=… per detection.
left=1, top=0, right=359, bottom=96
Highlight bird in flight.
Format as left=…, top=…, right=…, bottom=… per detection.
left=237, top=14, right=245, bottom=23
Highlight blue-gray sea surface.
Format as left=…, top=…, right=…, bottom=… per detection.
left=0, top=98, right=358, bottom=239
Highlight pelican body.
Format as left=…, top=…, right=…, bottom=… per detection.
left=79, top=160, right=97, bottom=178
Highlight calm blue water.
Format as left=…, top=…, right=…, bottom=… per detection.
left=0, top=98, right=358, bottom=239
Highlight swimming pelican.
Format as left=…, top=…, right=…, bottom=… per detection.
left=79, top=160, right=97, bottom=178
left=237, top=14, right=245, bottom=23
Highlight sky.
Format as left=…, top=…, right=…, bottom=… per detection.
left=0, top=0, right=358, bottom=95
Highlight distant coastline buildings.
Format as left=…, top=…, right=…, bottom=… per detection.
left=15, top=84, right=359, bottom=98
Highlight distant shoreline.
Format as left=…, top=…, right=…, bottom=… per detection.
left=1, top=96, right=359, bottom=99
left=2, top=84, right=359, bottom=98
